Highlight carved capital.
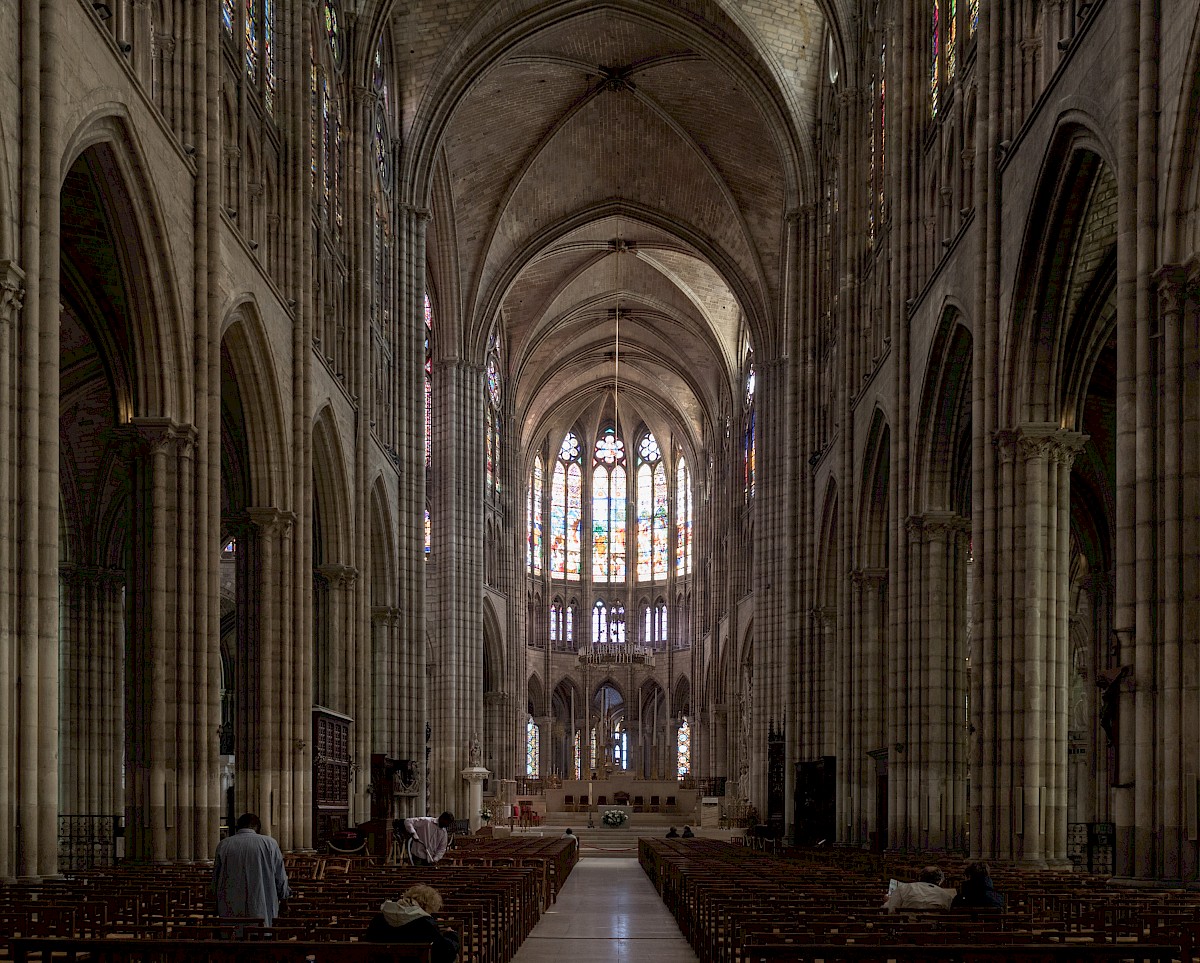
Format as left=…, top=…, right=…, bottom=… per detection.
left=316, top=562, right=358, bottom=586
left=371, top=604, right=401, bottom=625
left=1153, top=258, right=1200, bottom=315
left=247, top=506, right=297, bottom=538
left=0, top=260, right=26, bottom=325
left=111, top=418, right=196, bottom=460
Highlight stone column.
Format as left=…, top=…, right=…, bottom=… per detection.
left=373, top=606, right=402, bottom=756
left=0, top=261, right=23, bottom=878
left=397, top=207, right=430, bottom=815
left=119, top=419, right=196, bottom=863
left=430, top=360, right=485, bottom=815
left=462, top=767, right=490, bottom=833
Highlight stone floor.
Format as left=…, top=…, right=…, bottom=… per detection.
left=510, top=857, right=699, bottom=963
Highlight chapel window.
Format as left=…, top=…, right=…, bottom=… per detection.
left=636, top=432, right=667, bottom=581
left=528, top=454, right=544, bottom=574
left=675, top=456, right=692, bottom=575
left=550, top=433, right=583, bottom=580
left=592, top=427, right=627, bottom=582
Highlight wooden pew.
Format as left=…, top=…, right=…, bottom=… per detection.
left=12, top=938, right=433, bottom=962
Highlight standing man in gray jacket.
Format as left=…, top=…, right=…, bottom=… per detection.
left=214, top=813, right=292, bottom=925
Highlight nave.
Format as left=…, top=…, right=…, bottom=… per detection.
left=6, top=835, right=1200, bottom=961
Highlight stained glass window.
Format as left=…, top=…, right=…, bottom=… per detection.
left=565, top=603, right=574, bottom=643
left=486, top=407, right=495, bottom=491
left=486, top=332, right=502, bottom=496
left=573, top=730, right=581, bottom=780
left=592, top=600, right=608, bottom=646
left=656, top=600, right=668, bottom=647
left=551, top=433, right=582, bottom=579
left=970, top=0, right=978, bottom=35
left=526, top=717, right=540, bottom=778
left=677, top=716, right=691, bottom=777
left=930, top=0, right=940, bottom=117
left=324, top=0, right=343, bottom=70
left=590, top=727, right=597, bottom=772
left=374, top=107, right=390, bottom=191
left=744, top=361, right=756, bottom=500
left=611, top=603, right=626, bottom=644
left=880, top=40, right=887, bottom=214
left=947, top=0, right=958, bottom=80
left=676, top=457, right=691, bottom=575
left=245, top=0, right=258, bottom=81
left=567, top=461, right=582, bottom=580
left=223, top=0, right=235, bottom=34
left=425, top=295, right=432, bottom=470
left=592, top=427, right=627, bottom=582
left=636, top=433, right=667, bottom=580
left=529, top=454, right=543, bottom=573
left=424, top=508, right=430, bottom=556
left=613, top=723, right=627, bottom=769
left=550, top=600, right=562, bottom=643
left=264, top=0, right=275, bottom=113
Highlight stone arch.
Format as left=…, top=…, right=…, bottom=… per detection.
left=858, top=409, right=890, bottom=569
left=221, top=301, right=291, bottom=507
left=1164, top=23, right=1200, bottom=259
left=1004, top=126, right=1117, bottom=426
left=312, top=406, right=354, bottom=711
left=549, top=675, right=585, bottom=778
left=914, top=311, right=972, bottom=514
left=59, top=112, right=188, bottom=420
left=527, top=672, right=545, bottom=717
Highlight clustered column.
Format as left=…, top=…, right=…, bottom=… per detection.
left=978, top=425, right=1083, bottom=866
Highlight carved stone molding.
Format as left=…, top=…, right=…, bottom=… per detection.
left=247, top=506, right=297, bottom=538
left=0, top=260, right=26, bottom=325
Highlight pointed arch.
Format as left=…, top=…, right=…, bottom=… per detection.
left=859, top=409, right=890, bottom=569
left=60, top=111, right=189, bottom=420
left=1005, top=124, right=1118, bottom=426
left=368, top=476, right=397, bottom=605
left=312, top=405, right=353, bottom=565
left=914, top=310, right=972, bottom=514
left=222, top=300, right=292, bottom=508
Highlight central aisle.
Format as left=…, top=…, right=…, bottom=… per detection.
left=510, top=856, right=699, bottom=963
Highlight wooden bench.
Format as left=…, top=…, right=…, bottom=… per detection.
left=12, top=938, right=433, bottom=961
left=742, top=943, right=1178, bottom=962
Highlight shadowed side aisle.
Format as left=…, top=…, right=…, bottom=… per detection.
left=509, top=857, right=699, bottom=963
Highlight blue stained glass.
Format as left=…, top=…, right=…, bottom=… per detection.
left=223, top=0, right=235, bottom=34
left=526, top=718, right=540, bottom=778
left=592, top=428, right=626, bottom=581
left=264, top=0, right=275, bottom=113
left=676, top=458, right=691, bottom=575
left=529, top=455, right=543, bottom=573
left=244, top=0, right=257, bottom=81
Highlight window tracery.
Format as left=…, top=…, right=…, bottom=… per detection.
left=743, top=357, right=756, bottom=501
left=526, top=717, right=539, bottom=778
left=486, top=330, right=502, bottom=496
left=592, top=427, right=627, bottom=582
left=676, top=456, right=691, bottom=575
left=636, top=432, right=667, bottom=581
left=529, top=454, right=544, bottom=573
left=677, top=716, right=691, bottom=777
left=550, top=433, right=583, bottom=580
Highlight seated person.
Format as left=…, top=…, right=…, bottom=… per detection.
left=952, top=861, right=1004, bottom=909
left=883, top=866, right=955, bottom=912
left=562, top=828, right=580, bottom=852
left=681, top=826, right=695, bottom=839
left=402, top=811, right=455, bottom=865
left=665, top=826, right=679, bottom=838
left=365, top=883, right=459, bottom=963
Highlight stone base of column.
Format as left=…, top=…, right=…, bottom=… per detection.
left=461, top=766, right=490, bottom=833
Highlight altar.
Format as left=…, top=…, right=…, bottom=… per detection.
left=544, top=778, right=697, bottom=815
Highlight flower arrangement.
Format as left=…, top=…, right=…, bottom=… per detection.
left=479, top=806, right=493, bottom=822
left=602, top=809, right=628, bottom=828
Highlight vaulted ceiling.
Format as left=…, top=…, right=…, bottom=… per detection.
left=390, top=0, right=828, bottom=457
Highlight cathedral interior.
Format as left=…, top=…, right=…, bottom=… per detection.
left=0, top=0, right=1198, bottom=886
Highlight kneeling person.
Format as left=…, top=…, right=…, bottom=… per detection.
left=883, top=866, right=955, bottom=912
left=365, top=883, right=460, bottom=963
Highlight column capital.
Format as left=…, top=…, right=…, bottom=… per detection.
left=247, top=506, right=296, bottom=537
left=1153, top=258, right=1200, bottom=313
left=402, top=204, right=433, bottom=221
left=995, top=424, right=1087, bottom=465
left=851, top=567, right=887, bottom=588
left=907, top=511, right=970, bottom=540
left=316, top=562, right=358, bottom=586
left=112, top=418, right=197, bottom=458
left=484, top=690, right=511, bottom=707
left=0, top=259, right=25, bottom=324
left=371, top=604, right=401, bottom=625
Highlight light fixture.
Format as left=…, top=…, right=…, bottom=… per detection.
left=92, top=1, right=112, bottom=20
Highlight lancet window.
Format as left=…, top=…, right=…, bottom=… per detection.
left=424, top=294, right=433, bottom=556
left=486, top=330, right=502, bottom=496
left=592, top=427, right=627, bottom=582
left=676, top=456, right=691, bottom=575
left=370, top=34, right=397, bottom=458
left=528, top=454, right=544, bottom=573
left=677, top=716, right=691, bottom=777
left=743, top=357, right=756, bottom=501
left=550, top=433, right=583, bottom=580
left=526, top=718, right=539, bottom=778
left=636, top=432, right=668, bottom=581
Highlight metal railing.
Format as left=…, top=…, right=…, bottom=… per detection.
left=58, top=814, right=122, bottom=870
left=578, top=643, right=655, bottom=666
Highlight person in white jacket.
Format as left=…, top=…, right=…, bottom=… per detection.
left=403, top=811, right=455, bottom=865
left=883, top=866, right=955, bottom=912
